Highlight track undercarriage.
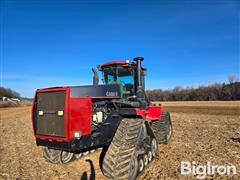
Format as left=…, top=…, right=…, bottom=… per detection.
left=102, top=118, right=158, bottom=179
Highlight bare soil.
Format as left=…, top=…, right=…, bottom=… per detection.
left=0, top=101, right=239, bottom=179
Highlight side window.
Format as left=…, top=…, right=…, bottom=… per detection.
left=117, top=67, right=135, bottom=98
left=119, top=76, right=134, bottom=95
left=103, top=67, right=117, bottom=84
left=107, top=74, right=114, bottom=84
left=118, top=76, right=134, bottom=85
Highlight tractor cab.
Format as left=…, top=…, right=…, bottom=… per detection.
left=94, top=58, right=147, bottom=99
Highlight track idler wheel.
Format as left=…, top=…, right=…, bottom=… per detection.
left=43, top=148, right=74, bottom=164
left=90, top=149, right=95, bottom=153
left=75, top=153, right=83, bottom=159
left=143, top=154, right=149, bottom=167
left=83, top=151, right=89, bottom=156
left=75, top=148, right=99, bottom=159
left=43, top=147, right=100, bottom=164
left=148, top=151, right=153, bottom=162
left=60, top=151, right=74, bottom=164
left=43, top=147, right=62, bottom=164
left=151, top=138, right=158, bottom=158
left=138, top=157, right=144, bottom=173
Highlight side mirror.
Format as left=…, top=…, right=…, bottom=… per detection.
left=92, top=68, right=99, bottom=85
left=142, top=69, right=147, bottom=76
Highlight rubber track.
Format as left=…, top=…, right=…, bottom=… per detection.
left=151, top=112, right=172, bottom=144
left=102, top=118, right=143, bottom=179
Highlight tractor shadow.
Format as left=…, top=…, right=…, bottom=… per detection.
left=230, top=137, right=240, bottom=143
left=80, top=159, right=95, bottom=180
left=80, top=146, right=109, bottom=180
left=99, top=146, right=109, bottom=172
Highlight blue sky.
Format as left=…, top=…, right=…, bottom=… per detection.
left=1, top=0, right=239, bottom=97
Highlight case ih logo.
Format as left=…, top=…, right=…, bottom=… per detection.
left=42, top=110, right=56, bottom=114
left=106, top=91, right=118, bottom=97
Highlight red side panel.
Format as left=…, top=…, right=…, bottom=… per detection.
left=136, top=106, right=163, bottom=121
left=69, top=98, right=92, bottom=139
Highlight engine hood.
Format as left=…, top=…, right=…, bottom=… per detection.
left=70, top=84, right=121, bottom=98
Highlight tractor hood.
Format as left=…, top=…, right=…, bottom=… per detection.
left=39, top=84, right=122, bottom=98
left=70, top=84, right=121, bottom=98
left=33, top=84, right=121, bottom=141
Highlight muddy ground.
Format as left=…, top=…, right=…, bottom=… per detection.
left=0, top=101, right=239, bottom=179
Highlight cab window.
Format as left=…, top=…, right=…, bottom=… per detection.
left=103, top=65, right=135, bottom=98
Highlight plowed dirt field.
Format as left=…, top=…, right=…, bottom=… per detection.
left=0, top=101, right=239, bottom=179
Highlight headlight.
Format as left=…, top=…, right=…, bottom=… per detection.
left=57, top=111, right=64, bottom=116
left=74, top=131, right=82, bottom=139
left=38, top=110, right=43, bottom=116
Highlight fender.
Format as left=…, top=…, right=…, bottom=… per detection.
left=118, top=106, right=163, bottom=121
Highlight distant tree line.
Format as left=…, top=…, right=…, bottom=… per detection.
left=0, top=87, right=20, bottom=98
left=146, top=80, right=240, bottom=101
left=0, top=76, right=239, bottom=101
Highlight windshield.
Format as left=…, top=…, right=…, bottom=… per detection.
left=103, top=66, right=135, bottom=98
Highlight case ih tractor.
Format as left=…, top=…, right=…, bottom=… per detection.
left=32, top=57, right=172, bottom=179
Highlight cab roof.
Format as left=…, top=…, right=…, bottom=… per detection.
left=101, top=61, right=135, bottom=67
left=101, top=60, right=146, bottom=71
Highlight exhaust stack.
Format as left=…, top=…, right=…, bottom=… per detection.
left=134, top=57, right=144, bottom=89
left=92, top=68, right=99, bottom=85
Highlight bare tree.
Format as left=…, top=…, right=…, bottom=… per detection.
left=146, top=79, right=240, bottom=101
left=228, top=75, right=239, bottom=84
left=0, top=87, right=20, bottom=98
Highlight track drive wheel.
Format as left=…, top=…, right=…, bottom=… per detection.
left=102, top=118, right=143, bottom=180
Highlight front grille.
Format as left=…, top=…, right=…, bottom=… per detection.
left=34, top=91, right=66, bottom=137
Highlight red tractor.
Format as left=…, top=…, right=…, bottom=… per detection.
left=32, top=57, right=172, bottom=179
